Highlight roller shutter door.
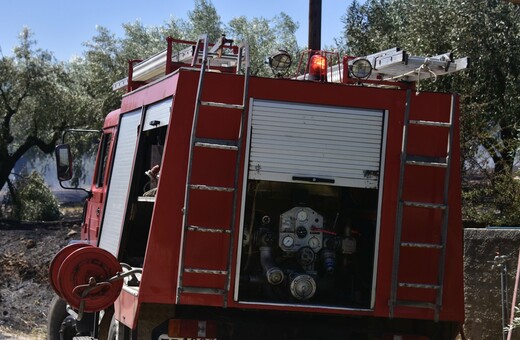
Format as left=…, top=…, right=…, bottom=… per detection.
left=98, top=109, right=141, bottom=256
left=248, top=100, right=384, bottom=189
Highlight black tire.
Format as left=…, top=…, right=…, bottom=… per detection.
left=47, top=295, right=77, bottom=340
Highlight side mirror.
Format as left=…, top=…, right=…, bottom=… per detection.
left=55, top=144, right=73, bottom=181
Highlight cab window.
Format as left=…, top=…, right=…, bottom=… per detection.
left=95, top=133, right=112, bottom=188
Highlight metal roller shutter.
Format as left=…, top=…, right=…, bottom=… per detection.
left=99, top=109, right=142, bottom=256
left=248, top=100, right=385, bottom=188
left=143, top=98, right=172, bottom=131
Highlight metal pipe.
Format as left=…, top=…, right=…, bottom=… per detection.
left=506, top=248, right=520, bottom=340
left=260, top=247, right=284, bottom=285
left=502, top=266, right=507, bottom=340
left=308, top=0, right=322, bottom=50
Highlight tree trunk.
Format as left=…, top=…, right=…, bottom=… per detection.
left=0, top=134, right=61, bottom=195
left=0, top=156, right=17, bottom=195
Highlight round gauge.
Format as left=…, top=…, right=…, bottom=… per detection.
left=282, top=235, right=294, bottom=248
left=296, top=226, right=308, bottom=239
left=297, top=247, right=316, bottom=266
left=297, top=210, right=308, bottom=221
left=308, top=236, right=320, bottom=250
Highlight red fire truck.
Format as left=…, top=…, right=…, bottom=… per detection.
left=48, top=24, right=469, bottom=340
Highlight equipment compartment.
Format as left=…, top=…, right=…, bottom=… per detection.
left=237, top=180, right=379, bottom=309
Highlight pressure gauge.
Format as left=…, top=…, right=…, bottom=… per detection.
left=308, top=236, right=320, bottom=250
left=282, top=235, right=294, bottom=248
left=297, top=210, right=308, bottom=221
left=296, top=226, right=308, bottom=239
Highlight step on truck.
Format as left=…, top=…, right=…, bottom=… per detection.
left=48, top=22, right=469, bottom=340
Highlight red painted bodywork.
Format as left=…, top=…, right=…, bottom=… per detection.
left=84, top=67, right=464, bottom=330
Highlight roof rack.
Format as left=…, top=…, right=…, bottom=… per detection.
left=113, top=36, right=242, bottom=92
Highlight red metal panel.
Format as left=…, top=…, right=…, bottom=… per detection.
left=187, top=190, right=234, bottom=231
left=190, top=148, right=237, bottom=189
left=106, top=69, right=463, bottom=323
left=82, top=128, right=117, bottom=244
left=120, top=72, right=178, bottom=113
left=103, top=108, right=121, bottom=129
left=224, top=77, right=463, bottom=322
left=183, top=231, right=231, bottom=270
left=195, top=106, right=242, bottom=141
left=138, top=70, right=249, bottom=305
left=137, top=72, right=194, bottom=304
left=115, top=289, right=139, bottom=329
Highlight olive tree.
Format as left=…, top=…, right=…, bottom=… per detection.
left=184, top=0, right=224, bottom=43
left=0, top=28, right=93, bottom=195
left=340, top=0, right=520, bottom=225
left=227, top=12, right=300, bottom=76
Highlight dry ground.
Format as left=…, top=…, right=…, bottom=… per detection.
left=0, top=217, right=81, bottom=339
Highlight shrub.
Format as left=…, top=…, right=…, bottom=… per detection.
left=3, top=172, right=61, bottom=221
left=463, top=169, right=520, bottom=227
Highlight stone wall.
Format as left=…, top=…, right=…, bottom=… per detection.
left=464, top=228, right=520, bottom=340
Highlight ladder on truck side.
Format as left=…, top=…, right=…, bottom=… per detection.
left=389, top=90, right=456, bottom=321
left=176, top=34, right=250, bottom=306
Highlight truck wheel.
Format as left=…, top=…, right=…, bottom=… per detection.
left=47, top=295, right=77, bottom=340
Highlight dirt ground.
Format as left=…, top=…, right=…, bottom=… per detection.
left=1, top=213, right=519, bottom=339
left=0, top=218, right=81, bottom=339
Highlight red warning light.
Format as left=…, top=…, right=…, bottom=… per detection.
left=309, top=54, right=327, bottom=81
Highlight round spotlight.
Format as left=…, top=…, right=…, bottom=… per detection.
left=351, top=58, right=372, bottom=79
left=268, top=50, right=292, bottom=76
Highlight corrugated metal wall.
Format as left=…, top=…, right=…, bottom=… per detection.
left=248, top=99, right=384, bottom=188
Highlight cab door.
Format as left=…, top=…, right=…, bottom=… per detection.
left=82, top=129, right=115, bottom=243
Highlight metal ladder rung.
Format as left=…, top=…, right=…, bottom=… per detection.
left=194, top=138, right=238, bottom=151
left=200, top=101, right=244, bottom=110
left=189, top=184, right=235, bottom=192
left=401, top=242, right=443, bottom=249
left=403, top=201, right=446, bottom=209
left=406, top=160, right=447, bottom=168
left=409, top=119, right=451, bottom=128
left=399, top=282, right=440, bottom=290
left=178, top=37, right=250, bottom=306
left=196, top=50, right=241, bottom=61
left=405, top=155, right=447, bottom=168
left=395, top=300, right=437, bottom=309
left=207, top=53, right=242, bottom=61
left=179, top=286, right=226, bottom=295
left=188, top=225, right=231, bottom=234
left=390, top=92, right=456, bottom=321
left=184, top=268, right=228, bottom=275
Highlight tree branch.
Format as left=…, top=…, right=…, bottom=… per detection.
left=0, top=86, right=16, bottom=126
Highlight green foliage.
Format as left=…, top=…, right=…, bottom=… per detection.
left=185, top=0, right=223, bottom=42
left=3, top=172, right=60, bottom=221
left=75, top=26, right=126, bottom=121
left=509, top=306, right=520, bottom=332
left=341, top=0, right=520, bottom=169
left=463, top=171, right=520, bottom=227
left=227, top=12, right=300, bottom=77
left=75, top=1, right=300, bottom=86
left=0, top=28, right=94, bottom=194
left=341, top=0, right=520, bottom=226
left=1, top=0, right=301, bottom=206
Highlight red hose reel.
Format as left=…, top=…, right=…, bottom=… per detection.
left=49, top=244, right=123, bottom=313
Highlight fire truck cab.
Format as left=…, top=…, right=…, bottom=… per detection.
left=49, top=33, right=468, bottom=340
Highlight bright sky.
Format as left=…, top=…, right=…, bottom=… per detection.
left=0, top=0, right=354, bottom=61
